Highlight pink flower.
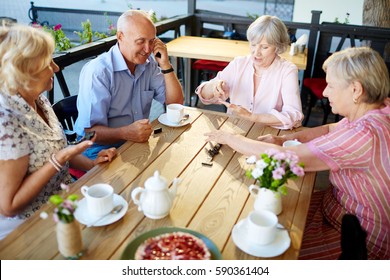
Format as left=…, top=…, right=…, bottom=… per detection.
left=292, top=165, right=305, bottom=177
left=31, top=23, right=42, bottom=29
left=265, top=148, right=279, bottom=157
left=273, top=152, right=287, bottom=161
left=272, top=167, right=285, bottom=180
left=53, top=24, right=62, bottom=31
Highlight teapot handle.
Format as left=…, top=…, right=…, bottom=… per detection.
left=131, top=187, right=145, bottom=212
left=248, top=184, right=260, bottom=197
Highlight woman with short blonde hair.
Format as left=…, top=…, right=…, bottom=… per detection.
left=204, top=47, right=390, bottom=259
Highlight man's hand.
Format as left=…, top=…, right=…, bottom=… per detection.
left=94, top=147, right=117, bottom=165
left=122, top=119, right=153, bottom=142
left=153, top=38, right=170, bottom=68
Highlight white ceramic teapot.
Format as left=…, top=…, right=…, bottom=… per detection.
left=131, top=171, right=180, bottom=219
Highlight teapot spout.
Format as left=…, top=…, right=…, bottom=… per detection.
left=169, top=177, right=180, bottom=198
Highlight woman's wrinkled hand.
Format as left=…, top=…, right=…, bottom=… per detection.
left=227, top=104, right=251, bottom=118
left=94, top=147, right=117, bottom=165
left=204, top=130, right=232, bottom=145
left=256, top=134, right=284, bottom=146
left=213, top=80, right=229, bottom=100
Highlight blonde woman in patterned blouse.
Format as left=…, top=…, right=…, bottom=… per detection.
left=0, top=24, right=117, bottom=240
left=205, top=47, right=389, bottom=259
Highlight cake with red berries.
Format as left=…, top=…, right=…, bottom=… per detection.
left=135, top=231, right=211, bottom=260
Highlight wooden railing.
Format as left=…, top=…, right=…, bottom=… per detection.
left=41, top=8, right=389, bottom=104
left=50, top=15, right=192, bottom=103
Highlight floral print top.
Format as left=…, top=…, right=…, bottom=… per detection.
left=0, top=92, right=73, bottom=219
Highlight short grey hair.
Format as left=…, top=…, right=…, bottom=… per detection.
left=323, top=47, right=389, bottom=104
left=246, top=15, right=290, bottom=54
left=117, top=10, right=154, bottom=33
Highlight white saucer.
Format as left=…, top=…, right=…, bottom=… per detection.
left=232, top=219, right=291, bottom=258
left=158, top=113, right=191, bottom=127
left=74, top=194, right=128, bottom=227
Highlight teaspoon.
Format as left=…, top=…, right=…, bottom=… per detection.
left=86, top=204, right=123, bottom=227
left=180, top=114, right=190, bottom=122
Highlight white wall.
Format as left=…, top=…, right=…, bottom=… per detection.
left=293, top=0, right=364, bottom=24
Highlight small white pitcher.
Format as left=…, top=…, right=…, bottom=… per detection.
left=248, top=185, right=282, bottom=215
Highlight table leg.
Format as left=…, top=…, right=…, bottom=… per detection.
left=184, top=58, right=191, bottom=106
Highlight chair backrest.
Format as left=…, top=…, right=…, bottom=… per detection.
left=339, top=214, right=368, bottom=260
left=309, top=23, right=390, bottom=79
left=52, top=95, right=78, bottom=131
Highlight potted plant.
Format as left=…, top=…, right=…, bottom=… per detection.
left=40, top=183, right=83, bottom=259
left=245, top=149, right=305, bottom=214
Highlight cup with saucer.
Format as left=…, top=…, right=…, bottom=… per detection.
left=75, top=184, right=129, bottom=227
left=232, top=210, right=291, bottom=258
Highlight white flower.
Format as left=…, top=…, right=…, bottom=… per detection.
left=251, top=167, right=264, bottom=179
left=255, top=159, right=268, bottom=170
left=40, top=211, right=49, bottom=219
left=61, top=208, right=71, bottom=216
left=246, top=155, right=257, bottom=164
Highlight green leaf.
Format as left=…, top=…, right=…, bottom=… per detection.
left=49, top=195, right=63, bottom=206
left=67, top=194, right=78, bottom=201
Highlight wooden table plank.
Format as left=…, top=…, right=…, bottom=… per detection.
left=0, top=107, right=316, bottom=260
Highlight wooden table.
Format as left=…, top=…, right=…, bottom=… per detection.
left=166, top=36, right=308, bottom=105
left=0, top=107, right=315, bottom=260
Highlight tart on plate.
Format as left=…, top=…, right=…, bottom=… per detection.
left=135, top=231, right=211, bottom=260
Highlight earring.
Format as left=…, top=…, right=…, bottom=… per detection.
left=353, top=97, right=358, bottom=104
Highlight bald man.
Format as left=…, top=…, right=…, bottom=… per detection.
left=75, top=10, right=183, bottom=159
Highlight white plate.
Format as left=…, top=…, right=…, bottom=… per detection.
left=232, top=219, right=291, bottom=258
left=74, top=194, right=128, bottom=227
left=158, top=113, right=191, bottom=127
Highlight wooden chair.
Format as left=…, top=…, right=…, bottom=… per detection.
left=52, top=95, right=85, bottom=179
left=52, top=95, right=78, bottom=143
left=339, top=214, right=367, bottom=260
left=192, top=59, right=229, bottom=106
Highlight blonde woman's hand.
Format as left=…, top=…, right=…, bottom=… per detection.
left=55, top=140, right=95, bottom=164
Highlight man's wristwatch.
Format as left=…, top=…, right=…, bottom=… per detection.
left=161, top=67, right=174, bottom=74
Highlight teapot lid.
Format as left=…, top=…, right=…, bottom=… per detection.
left=145, top=170, right=167, bottom=191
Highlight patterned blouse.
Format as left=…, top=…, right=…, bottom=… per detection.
left=307, top=105, right=390, bottom=258
left=0, top=92, right=73, bottom=219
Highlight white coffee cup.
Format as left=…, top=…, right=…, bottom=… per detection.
left=81, top=183, right=114, bottom=217
left=245, top=210, right=278, bottom=245
left=282, top=139, right=302, bottom=147
left=166, top=104, right=184, bottom=123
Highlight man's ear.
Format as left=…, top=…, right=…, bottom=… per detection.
left=117, top=31, right=123, bottom=42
